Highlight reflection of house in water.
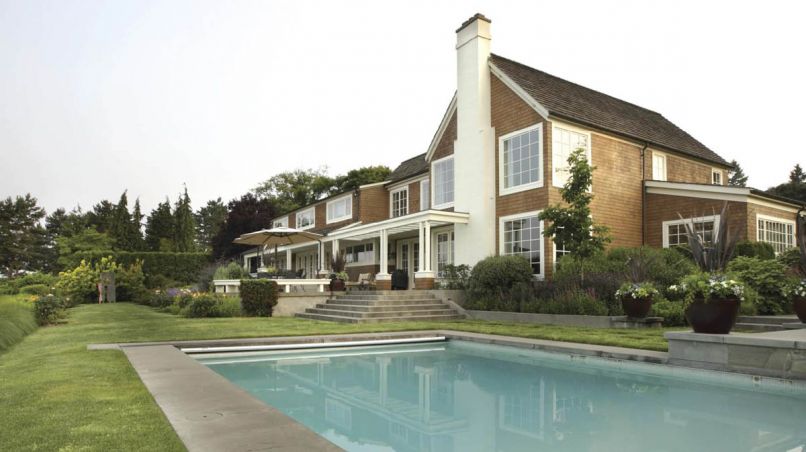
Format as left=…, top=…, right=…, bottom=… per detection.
left=206, top=344, right=806, bottom=452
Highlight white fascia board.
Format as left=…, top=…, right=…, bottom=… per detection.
left=425, top=94, right=458, bottom=162
left=327, top=210, right=470, bottom=241
left=646, top=181, right=802, bottom=213
left=489, top=62, right=550, bottom=120
left=387, top=174, right=429, bottom=191
left=358, top=181, right=390, bottom=189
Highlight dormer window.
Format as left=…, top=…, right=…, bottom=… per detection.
left=326, top=195, right=352, bottom=224
left=711, top=169, right=723, bottom=185
left=390, top=187, right=408, bottom=218
left=296, top=208, right=315, bottom=230
left=273, top=217, right=288, bottom=228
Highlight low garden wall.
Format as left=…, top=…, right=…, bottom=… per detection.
left=466, top=310, right=662, bottom=329
left=274, top=293, right=329, bottom=317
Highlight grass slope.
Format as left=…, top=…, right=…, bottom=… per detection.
left=0, top=295, right=38, bottom=353
left=0, top=303, right=674, bottom=451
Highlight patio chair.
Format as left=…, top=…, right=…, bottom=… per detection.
left=346, top=273, right=375, bottom=291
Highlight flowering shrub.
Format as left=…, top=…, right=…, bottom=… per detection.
left=33, top=294, right=67, bottom=325
left=56, top=257, right=147, bottom=305
left=787, top=279, right=806, bottom=299
left=615, top=282, right=659, bottom=301
left=670, top=273, right=747, bottom=304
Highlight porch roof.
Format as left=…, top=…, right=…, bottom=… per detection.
left=327, top=209, right=470, bottom=242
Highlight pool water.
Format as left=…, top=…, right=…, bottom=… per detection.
left=196, top=340, right=806, bottom=452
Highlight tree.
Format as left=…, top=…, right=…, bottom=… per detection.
left=0, top=194, right=48, bottom=277
left=331, top=166, right=392, bottom=194
left=110, top=191, right=135, bottom=250
left=253, top=168, right=334, bottom=213
left=131, top=198, right=145, bottom=251
left=195, top=198, right=227, bottom=253
left=86, top=200, right=116, bottom=233
left=144, top=199, right=175, bottom=251
left=539, top=148, right=610, bottom=259
left=55, top=229, right=114, bottom=269
left=173, top=187, right=196, bottom=252
left=790, top=164, right=805, bottom=184
left=212, top=193, right=277, bottom=259
left=727, top=159, right=748, bottom=187
left=767, top=163, right=806, bottom=203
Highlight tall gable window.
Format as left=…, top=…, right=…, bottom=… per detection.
left=757, top=215, right=795, bottom=255
left=499, top=211, right=543, bottom=277
left=499, top=124, right=543, bottom=195
left=552, top=123, right=591, bottom=188
left=432, top=156, right=454, bottom=209
left=652, top=152, right=667, bottom=181
left=326, top=195, right=352, bottom=224
left=296, top=208, right=315, bottom=230
left=273, top=217, right=288, bottom=228
left=390, top=187, right=408, bottom=218
left=662, top=216, right=718, bottom=248
left=711, top=169, right=723, bottom=185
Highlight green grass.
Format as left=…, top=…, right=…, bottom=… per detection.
left=0, top=295, right=38, bottom=353
left=0, top=303, right=676, bottom=451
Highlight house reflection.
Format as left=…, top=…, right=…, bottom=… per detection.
left=206, top=344, right=806, bottom=452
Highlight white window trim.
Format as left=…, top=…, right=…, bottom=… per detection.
left=420, top=179, right=430, bottom=211
left=756, top=214, right=796, bottom=250
left=343, top=240, right=377, bottom=268
left=551, top=120, right=592, bottom=189
left=498, top=210, right=545, bottom=279
left=389, top=186, right=409, bottom=218
left=273, top=216, right=288, bottom=228
left=431, top=155, right=455, bottom=210
left=295, top=207, right=316, bottom=231
left=662, top=215, right=720, bottom=248
left=652, top=151, right=667, bottom=182
left=326, top=195, right=352, bottom=224
left=711, top=168, right=723, bottom=186
left=499, top=123, right=544, bottom=196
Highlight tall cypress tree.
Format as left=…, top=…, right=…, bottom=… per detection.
left=727, top=159, right=748, bottom=187
left=145, top=199, right=175, bottom=251
left=111, top=191, right=133, bottom=250
left=173, top=187, right=196, bottom=252
left=131, top=198, right=145, bottom=251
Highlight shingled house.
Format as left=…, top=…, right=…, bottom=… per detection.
left=242, top=14, right=804, bottom=289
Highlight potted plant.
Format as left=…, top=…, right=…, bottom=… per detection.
left=677, top=203, right=741, bottom=334
left=329, top=251, right=347, bottom=292
left=672, top=273, right=746, bottom=334
left=615, top=282, right=659, bottom=319
left=788, top=280, right=806, bottom=323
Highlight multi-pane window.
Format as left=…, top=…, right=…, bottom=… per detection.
left=712, top=169, right=723, bottom=185
left=344, top=243, right=374, bottom=264
left=652, top=153, right=667, bottom=181
left=272, top=217, right=288, bottom=228
left=436, top=231, right=455, bottom=277
left=391, top=188, right=408, bottom=218
left=664, top=218, right=716, bottom=248
left=326, top=196, right=352, bottom=223
left=757, top=216, right=795, bottom=255
left=552, top=126, right=590, bottom=188
left=420, top=179, right=430, bottom=210
left=501, top=215, right=542, bottom=276
left=433, top=157, right=454, bottom=208
left=296, top=208, right=315, bottom=230
left=501, top=125, right=542, bottom=193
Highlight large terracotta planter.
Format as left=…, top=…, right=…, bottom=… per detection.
left=685, top=298, right=740, bottom=334
left=621, top=297, right=653, bottom=319
left=793, top=296, right=806, bottom=323
left=330, top=279, right=346, bottom=292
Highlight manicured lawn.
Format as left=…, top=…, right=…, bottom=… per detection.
left=0, top=302, right=677, bottom=451
left=0, top=295, right=37, bottom=353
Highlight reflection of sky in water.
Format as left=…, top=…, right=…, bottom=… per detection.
left=198, top=341, right=806, bottom=452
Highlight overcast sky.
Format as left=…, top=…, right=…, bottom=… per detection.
left=1, top=0, right=804, bottom=215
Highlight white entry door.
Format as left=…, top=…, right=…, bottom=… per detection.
left=396, top=239, right=419, bottom=289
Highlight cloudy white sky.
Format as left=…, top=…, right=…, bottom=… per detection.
left=1, top=0, right=804, bottom=215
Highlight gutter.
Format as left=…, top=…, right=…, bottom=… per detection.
left=640, top=142, right=649, bottom=246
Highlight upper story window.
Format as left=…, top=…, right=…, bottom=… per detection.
left=420, top=179, right=430, bottom=210
left=757, top=215, right=795, bottom=255
left=296, top=208, right=315, bottom=230
left=272, top=216, right=288, bottom=228
left=552, top=123, right=591, bottom=188
left=326, top=195, right=352, bottom=224
left=711, top=169, right=723, bottom=185
left=499, top=124, right=543, bottom=195
left=652, top=152, right=667, bottom=181
left=432, top=156, right=454, bottom=209
left=663, top=216, right=718, bottom=248
left=499, top=211, right=543, bottom=277
left=390, top=187, right=408, bottom=218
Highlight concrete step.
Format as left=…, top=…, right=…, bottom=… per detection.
left=734, top=322, right=787, bottom=332
left=295, top=312, right=465, bottom=323
left=316, top=303, right=450, bottom=312
left=304, top=307, right=458, bottom=318
left=736, top=315, right=799, bottom=326
left=335, top=293, right=437, bottom=301
left=326, top=298, right=440, bottom=306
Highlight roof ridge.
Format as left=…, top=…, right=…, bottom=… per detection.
left=490, top=53, right=664, bottom=117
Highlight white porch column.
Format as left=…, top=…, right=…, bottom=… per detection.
left=331, top=239, right=339, bottom=270
left=377, top=229, right=391, bottom=289
left=418, top=222, right=425, bottom=272
left=286, top=249, right=292, bottom=271
left=318, top=242, right=325, bottom=275
left=424, top=221, right=432, bottom=271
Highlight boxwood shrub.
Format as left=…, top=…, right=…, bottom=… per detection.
left=240, top=279, right=279, bottom=317
left=727, top=256, right=791, bottom=315
left=33, top=294, right=66, bottom=325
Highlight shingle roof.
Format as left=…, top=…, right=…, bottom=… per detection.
left=490, top=54, right=729, bottom=166
left=389, top=153, right=428, bottom=182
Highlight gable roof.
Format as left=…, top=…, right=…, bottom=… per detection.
left=389, top=153, right=428, bottom=183
left=490, top=54, right=729, bottom=167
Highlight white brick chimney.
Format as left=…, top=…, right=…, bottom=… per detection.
left=453, top=13, right=496, bottom=267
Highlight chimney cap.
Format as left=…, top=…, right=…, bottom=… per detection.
left=456, top=13, right=491, bottom=33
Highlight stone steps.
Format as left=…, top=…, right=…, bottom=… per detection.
left=295, top=291, right=464, bottom=323
left=735, top=315, right=800, bottom=332
left=733, top=322, right=786, bottom=332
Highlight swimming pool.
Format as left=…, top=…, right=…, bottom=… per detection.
left=195, top=339, right=806, bottom=452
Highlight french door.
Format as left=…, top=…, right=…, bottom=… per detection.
left=396, top=239, right=419, bottom=289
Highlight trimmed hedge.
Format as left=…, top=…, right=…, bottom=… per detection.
left=240, top=279, right=279, bottom=317
left=64, top=251, right=211, bottom=284
left=734, top=241, right=776, bottom=260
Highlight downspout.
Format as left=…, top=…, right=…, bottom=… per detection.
left=640, top=143, right=649, bottom=246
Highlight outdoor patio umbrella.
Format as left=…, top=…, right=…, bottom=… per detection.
left=233, top=227, right=323, bottom=272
